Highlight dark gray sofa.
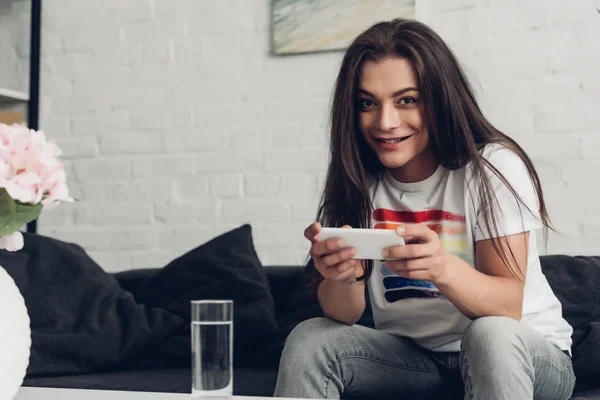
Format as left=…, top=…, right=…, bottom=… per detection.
left=23, top=259, right=600, bottom=399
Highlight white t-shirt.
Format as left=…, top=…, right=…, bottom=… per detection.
left=367, top=144, right=573, bottom=353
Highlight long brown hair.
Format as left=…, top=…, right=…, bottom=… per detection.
left=314, top=18, right=552, bottom=285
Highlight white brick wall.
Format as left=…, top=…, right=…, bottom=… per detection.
left=1, top=0, right=599, bottom=272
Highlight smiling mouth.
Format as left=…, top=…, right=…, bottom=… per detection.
left=376, top=135, right=413, bottom=144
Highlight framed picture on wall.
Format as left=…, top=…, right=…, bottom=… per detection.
left=272, top=0, right=416, bottom=55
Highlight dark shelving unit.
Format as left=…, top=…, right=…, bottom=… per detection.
left=0, top=1, right=41, bottom=234
left=26, top=0, right=41, bottom=234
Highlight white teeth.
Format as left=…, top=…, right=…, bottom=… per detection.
left=381, top=137, right=406, bottom=144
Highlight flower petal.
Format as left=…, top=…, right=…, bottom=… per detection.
left=0, top=232, right=24, bottom=252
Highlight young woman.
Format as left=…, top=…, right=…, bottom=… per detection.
left=274, top=18, right=575, bottom=400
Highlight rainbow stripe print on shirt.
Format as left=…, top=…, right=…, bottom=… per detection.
left=373, top=208, right=471, bottom=303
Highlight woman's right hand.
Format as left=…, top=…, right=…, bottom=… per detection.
left=305, top=222, right=361, bottom=282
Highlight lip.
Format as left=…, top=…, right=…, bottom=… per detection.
left=373, top=134, right=414, bottom=150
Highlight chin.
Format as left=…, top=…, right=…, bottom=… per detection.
left=378, top=154, right=410, bottom=169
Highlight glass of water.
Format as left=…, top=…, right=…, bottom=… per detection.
left=191, top=300, right=233, bottom=397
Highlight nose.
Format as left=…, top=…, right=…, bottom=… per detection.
left=378, top=103, right=402, bottom=132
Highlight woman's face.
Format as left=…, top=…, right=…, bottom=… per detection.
left=357, top=57, right=438, bottom=183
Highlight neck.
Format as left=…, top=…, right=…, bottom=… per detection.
left=390, top=148, right=439, bottom=183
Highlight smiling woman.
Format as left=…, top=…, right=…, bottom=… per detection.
left=357, top=58, right=436, bottom=183
left=273, top=18, right=576, bottom=400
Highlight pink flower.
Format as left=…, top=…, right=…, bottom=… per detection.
left=0, top=232, right=24, bottom=252
left=0, top=123, right=73, bottom=206
left=3, top=171, right=43, bottom=204
left=0, top=123, right=73, bottom=252
left=41, top=168, right=72, bottom=208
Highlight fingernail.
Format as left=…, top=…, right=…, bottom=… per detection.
left=396, top=225, right=405, bottom=235
left=381, top=249, right=389, bottom=258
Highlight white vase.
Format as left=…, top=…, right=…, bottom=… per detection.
left=0, top=266, right=31, bottom=400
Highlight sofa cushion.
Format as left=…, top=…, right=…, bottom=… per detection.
left=541, top=255, right=600, bottom=390
left=23, top=367, right=278, bottom=397
left=0, top=233, right=185, bottom=377
left=129, top=224, right=279, bottom=368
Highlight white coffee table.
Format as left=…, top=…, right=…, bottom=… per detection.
left=14, top=387, right=315, bottom=399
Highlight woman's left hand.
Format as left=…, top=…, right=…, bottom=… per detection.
left=382, top=223, right=452, bottom=284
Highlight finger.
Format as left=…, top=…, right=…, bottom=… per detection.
left=329, top=268, right=356, bottom=282
left=386, top=257, right=431, bottom=272
left=395, top=223, right=436, bottom=243
left=404, top=257, right=439, bottom=271
left=385, top=259, right=408, bottom=272
left=341, top=225, right=352, bottom=229
left=321, top=247, right=356, bottom=267
left=304, top=222, right=322, bottom=243
left=311, top=237, right=345, bottom=258
left=330, top=260, right=361, bottom=282
left=403, top=235, right=418, bottom=244
left=334, top=257, right=360, bottom=275
left=383, top=243, right=432, bottom=260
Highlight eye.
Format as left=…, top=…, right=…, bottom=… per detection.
left=398, top=97, right=417, bottom=106
left=358, top=99, right=376, bottom=109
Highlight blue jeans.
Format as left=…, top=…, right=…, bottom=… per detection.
left=274, top=317, right=575, bottom=399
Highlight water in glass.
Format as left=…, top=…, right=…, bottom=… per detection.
left=192, top=320, right=233, bottom=397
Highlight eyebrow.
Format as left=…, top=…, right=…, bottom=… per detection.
left=358, top=87, right=419, bottom=97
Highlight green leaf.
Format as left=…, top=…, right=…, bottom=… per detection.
left=0, top=189, right=17, bottom=219
left=0, top=188, right=43, bottom=236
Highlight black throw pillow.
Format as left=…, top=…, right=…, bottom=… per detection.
left=131, top=224, right=279, bottom=368
left=0, top=233, right=185, bottom=377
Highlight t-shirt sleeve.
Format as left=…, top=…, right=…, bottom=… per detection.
left=473, top=145, right=542, bottom=242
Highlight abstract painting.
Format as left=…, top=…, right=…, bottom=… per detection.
left=272, top=0, right=416, bottom=55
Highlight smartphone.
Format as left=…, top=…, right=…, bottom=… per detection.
left=318, top=227, right=405, bottom=260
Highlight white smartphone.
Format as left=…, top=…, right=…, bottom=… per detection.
left=318, top=227, right=405, bottom=260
